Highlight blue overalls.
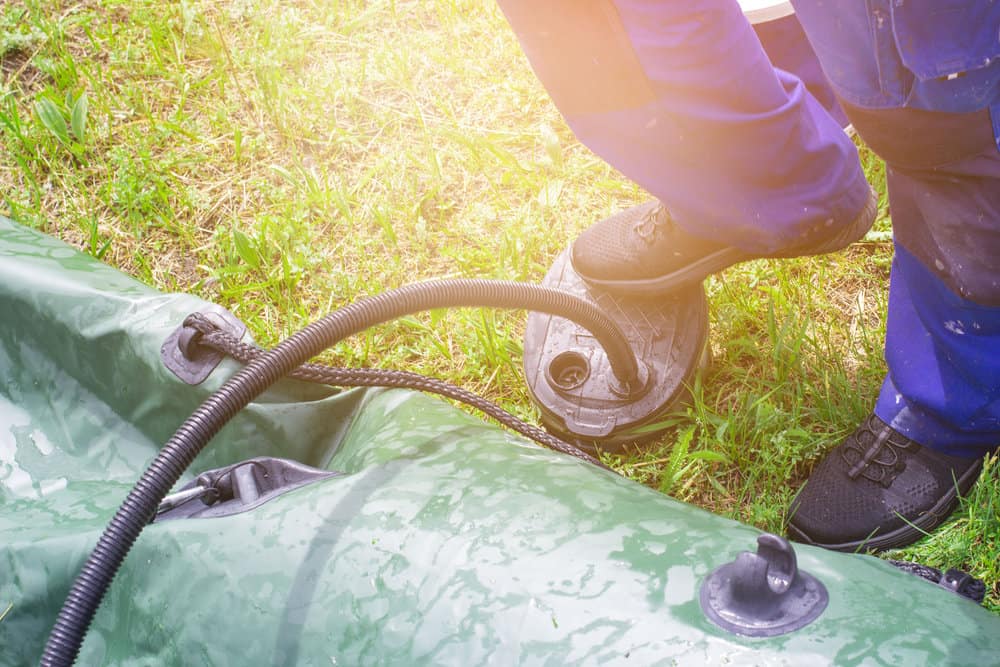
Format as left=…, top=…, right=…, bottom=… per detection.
left=498, top=0, right=1000, bottom=457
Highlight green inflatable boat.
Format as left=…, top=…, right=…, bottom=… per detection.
left=2, top=215, right=999, bottom=665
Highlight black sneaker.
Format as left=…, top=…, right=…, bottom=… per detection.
left=786, top=414, right=985, bottom=552
left=571, top=188, right=877, bottom=295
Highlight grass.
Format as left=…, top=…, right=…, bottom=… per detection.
left=2, top=0, right=997, bottom=615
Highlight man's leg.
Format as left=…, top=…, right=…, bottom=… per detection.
left=786, top=2, right=1000, bottom=550
left=496, top=0, right=874, bottom=293
left=749, top=11, right=848, bottom=129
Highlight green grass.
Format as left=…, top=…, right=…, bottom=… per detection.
left=2, top=0, right=997, bottom=615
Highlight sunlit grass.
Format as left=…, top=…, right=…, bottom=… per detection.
left=2, top=0, right=997, bottom=613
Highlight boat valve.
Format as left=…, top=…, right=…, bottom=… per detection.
left=700, top=533, right=829, bottom=637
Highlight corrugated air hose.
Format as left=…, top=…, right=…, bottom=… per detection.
left=41, top=279, right=641, bottom=666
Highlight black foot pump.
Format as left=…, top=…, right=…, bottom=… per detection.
left=524, top=248, right=709, bottom=451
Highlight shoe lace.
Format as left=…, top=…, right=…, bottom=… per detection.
left=840, top=417, right=913, bottom=487
left=632, top=203, right=672, bottom=244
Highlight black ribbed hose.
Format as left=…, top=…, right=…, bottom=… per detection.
left=41, top=279, right=640, bottom=665
left=187, top=317, right=605, bottom=464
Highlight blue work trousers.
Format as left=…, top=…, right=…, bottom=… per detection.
left=498, top=0, right=1000, bottom=457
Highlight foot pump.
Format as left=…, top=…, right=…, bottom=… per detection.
left=523, top=248, right=710, bottom=452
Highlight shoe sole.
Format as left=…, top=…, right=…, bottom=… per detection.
left=574, top=246, right=753, bottom=296
left=786, top=458, right=984, bottom=553
left=575, top=188, right=878, bottom=296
